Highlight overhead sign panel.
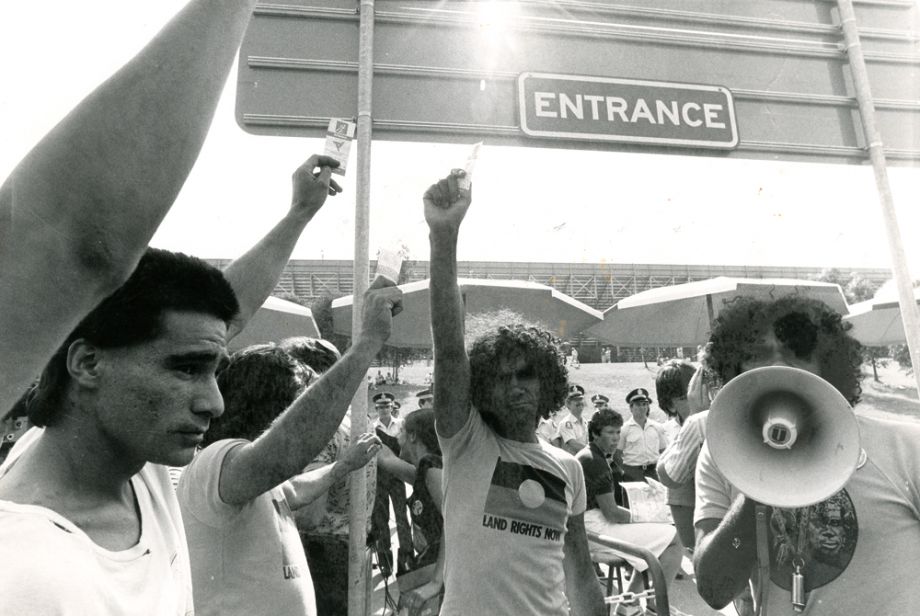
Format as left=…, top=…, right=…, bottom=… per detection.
left=237, top=0, right=920, bottom=165
left=518, top=73, right=738, bottom=149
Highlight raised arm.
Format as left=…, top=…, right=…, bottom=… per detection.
left=217, top=280, right=403, bottom=505
left=286, top=432, right=381, bottom=510
left=0, top=0, right=258, bottom=412
left=222, top=155, right=342, bottom=339
left=424, top=170, right=472, bottom=438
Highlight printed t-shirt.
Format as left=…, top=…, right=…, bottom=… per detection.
left=177, top=439, right=315, bottom=616
left=438, top=409, right=586, bottom=616
left=0, top=428, right=193, bottom=616
left=695, top=415, right=920, bottom=615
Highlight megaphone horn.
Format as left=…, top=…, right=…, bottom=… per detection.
left=707, top=366, right=861, bottom=509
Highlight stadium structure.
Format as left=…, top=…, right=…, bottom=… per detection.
left=207, top=259, right=891, bottom=361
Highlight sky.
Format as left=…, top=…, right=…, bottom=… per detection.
left=2, top=1, right=919, bottom=276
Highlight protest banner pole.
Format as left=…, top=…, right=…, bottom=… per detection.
left=348, top=0, right=375, bottom=614
left=836, top=0, right=920, bottom=395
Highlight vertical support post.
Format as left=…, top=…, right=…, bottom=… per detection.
left=348, top=1, right=374, bottom=615
left=836, top=0, right=920, bottom=395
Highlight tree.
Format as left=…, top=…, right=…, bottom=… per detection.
left=891, top=344, right=913, bottom=374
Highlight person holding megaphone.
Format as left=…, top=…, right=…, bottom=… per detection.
left=693, top=296, right=920, bottom=616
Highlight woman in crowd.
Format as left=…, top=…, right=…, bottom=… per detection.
left=377, top=408, right=444, bottom=615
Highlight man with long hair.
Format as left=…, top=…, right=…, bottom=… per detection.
left=694, top=296, right=920, bottom=615
left=425, top=169, right=604, bottom=615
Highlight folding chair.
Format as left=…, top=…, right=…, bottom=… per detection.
left=586, top=531, right=670, bottom=616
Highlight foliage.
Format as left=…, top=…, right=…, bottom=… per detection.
left=812, top=268, right=879, bottom=304
left=890, top=344, right=913, bottom=374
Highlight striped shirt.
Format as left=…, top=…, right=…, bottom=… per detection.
left=658, top=410, right=708, bottom=485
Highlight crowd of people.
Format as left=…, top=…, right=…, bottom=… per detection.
left=1, top=2, right=919, bottom=616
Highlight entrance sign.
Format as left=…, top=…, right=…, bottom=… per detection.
left=518, top=73, right=738, bottom=149
left=236, top=0, right=920, bottom=165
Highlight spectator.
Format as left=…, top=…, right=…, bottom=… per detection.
left=377, top=408, right=445, bottom=615
left=577, top=409, right=683, bottom=616
left=555, top=384, right=590, bottom=455
left=425, top=169, right=604, bottom=615
left=178, top=280, right=399, bottom=616
left=371, top=392, right=413, bottom=576
left=616, top=388, right=667, bottom=482
left=654, top=361, right=700, bottom=550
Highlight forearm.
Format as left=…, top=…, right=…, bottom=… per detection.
left=562, top=439, right=585, bottom=456
left=288, top=461, right=350, bottom=510
left=378, top=454, right=416, bottom=484
left=221, top=338, right=382, bottom=504
left=429, top=229, right=470, bottom=432
left=564, top=521, right=606, bottom=616
left=694, top=496, right=758, bottom=609
left=223, top=208, right=313, bottom=339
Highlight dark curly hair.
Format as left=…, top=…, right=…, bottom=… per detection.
left=587, top=408, right=624, bottom=441
left=468, top=324, right=568, bottom=425
left=28, top=248, right=239, bottom=427
left=705, top=296, right=862, bottom=406
left=206, top=344, right=314, bottom=444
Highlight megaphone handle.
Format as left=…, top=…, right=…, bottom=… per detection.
left=754, top=505, right=770, bottom=616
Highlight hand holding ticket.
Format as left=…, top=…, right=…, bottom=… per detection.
left=323, top=118, right=357, bottom=176
left=375, top=247, right=404, bottom=285
left=458, top=142, right=481, bottom=191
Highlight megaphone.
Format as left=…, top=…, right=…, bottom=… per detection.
left=707, top=366, right=860, bottom=508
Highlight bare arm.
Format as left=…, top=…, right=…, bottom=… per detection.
left=424, top=170, right=472, bottom=438
left=561, top=438, right=587, bottom=456
left=595, top=492, right=631, bottom=525
left=0, top=0, right=258, bottom=411
left=223, top=155, right=342, bottom=339
left=693, top=495, right=758, bottom=609
left=218, top=281, right=403, bottom=505
left=425, top=468, right=443, bottom=514
left=376, top=444, right=416, bottom=484
left=563, top=513, right=606, bottom=616
left=286, top=433, right=380, bottom=510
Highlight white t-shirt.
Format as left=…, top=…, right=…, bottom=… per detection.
left=439, top=409, right=586, bottom=616
left=695, top=415, right=920, bottom=615
left=177, top=439, right=316, bottom=616
left=0, top=429, right=194, bottom=616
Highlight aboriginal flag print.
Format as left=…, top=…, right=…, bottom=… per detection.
left=484, top=457, right=568, bottom=532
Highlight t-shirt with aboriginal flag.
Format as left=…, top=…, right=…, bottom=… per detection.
left=438, top=409, right=586, bottom=616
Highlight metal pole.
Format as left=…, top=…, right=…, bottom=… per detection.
left=836, top=0, right=920, bottom=396
left=348, top=0, right=374, bottom=614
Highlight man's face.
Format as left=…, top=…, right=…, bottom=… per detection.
left=487, top=353, right=540, bottom=434
left=91, top=310, right=228, bottom=468
left=740, top=330, right=821, bottom=376
left=376, top=402, right=392, bottom=421
left=419, top=397, right=433, bottom=409
left=596, top=425, right=621, bottom=454
left=566, top=396, right=585, bottom=417
left=629, top=399, right=649, bottom=423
